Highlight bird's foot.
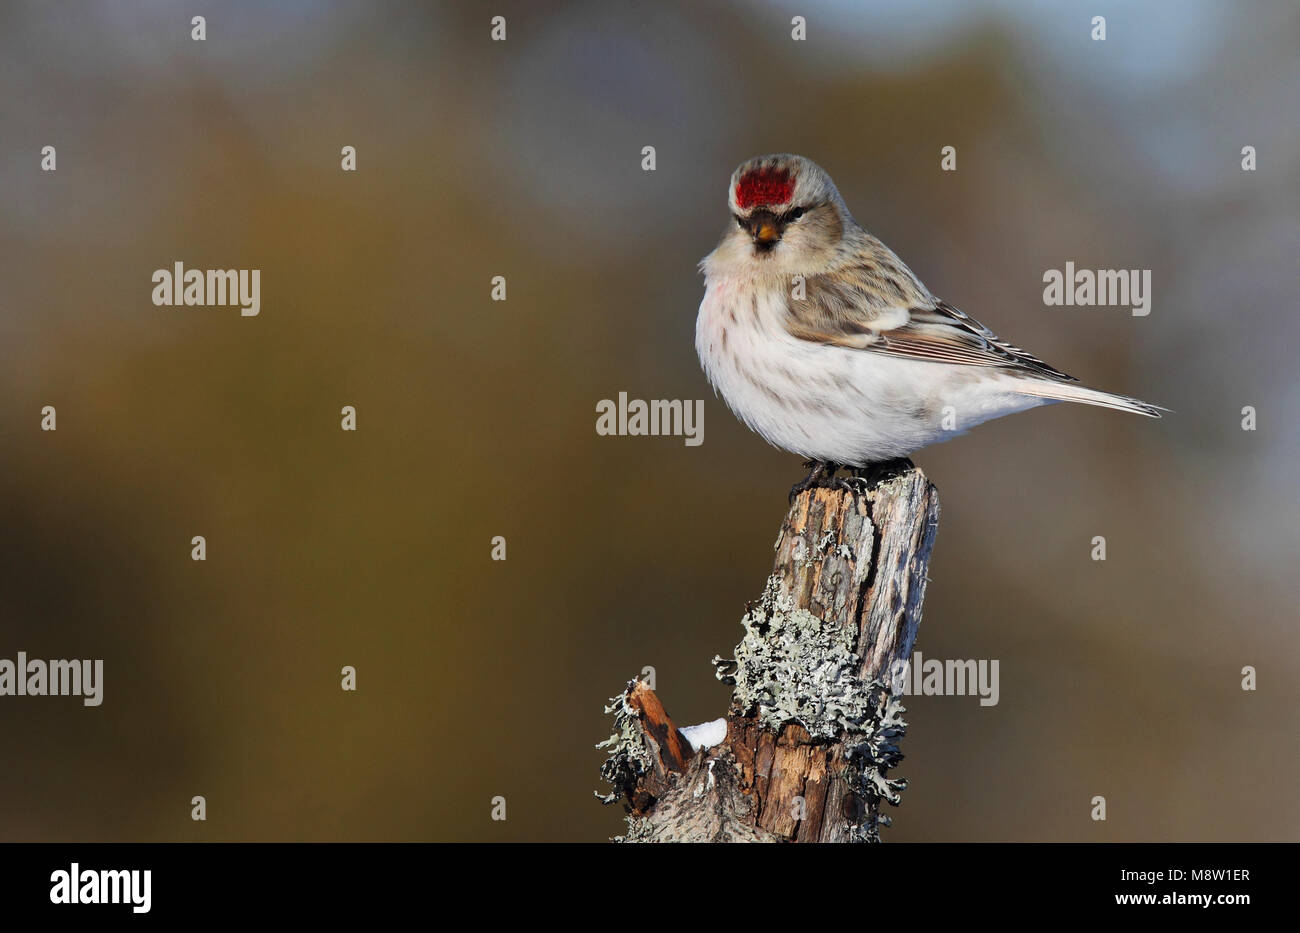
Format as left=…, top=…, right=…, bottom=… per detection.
left=789, top=460, right=841, bottom=502
left=789, top=458, right=919, bottom=502
left=850, top=458, right=916, bottom=488
left=833, top=474, right=873, bottom=495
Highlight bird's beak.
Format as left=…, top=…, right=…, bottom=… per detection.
left=747, top=212, right=781, bottom=247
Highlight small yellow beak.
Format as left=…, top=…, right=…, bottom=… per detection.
left=753, top=218, right=780, bottom=244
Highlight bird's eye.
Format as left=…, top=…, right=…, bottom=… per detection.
left=734, top=215, right=747, bottom=230
left=788, top=206, right=806, bottom=221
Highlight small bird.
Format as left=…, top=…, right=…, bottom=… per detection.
left=696, top=154, right=1162, bottom=496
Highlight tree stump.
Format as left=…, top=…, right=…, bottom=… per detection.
left=599, top=460, right=940, bottom=842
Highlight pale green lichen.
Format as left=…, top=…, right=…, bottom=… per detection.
left=599, top=570, right=911, bottom=842
left=712, top=574, right=873, bottom=738
left=843, top=687, right=908, bottom=842
left=594, top=684, right=651, bottom=809
left=713, top=573, right=909, bottom=842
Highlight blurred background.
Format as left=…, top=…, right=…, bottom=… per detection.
left=1, top=0, right=1297, bottom=841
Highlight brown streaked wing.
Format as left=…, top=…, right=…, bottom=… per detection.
left=898, top=300, right=1078, bottom=381
left=786, top=263, right=1077, bottom=382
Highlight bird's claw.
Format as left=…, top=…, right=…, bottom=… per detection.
left=788, top=461, right=890, bottom=502
left=788, top=460, right=840, bottom=502
left=833, top=475, right=872, bottom=495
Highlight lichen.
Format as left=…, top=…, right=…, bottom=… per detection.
left=597, top=683, right=757, bottom=843
left=712, top=574, right=874, bottom=739
left=617, top=751, right=780, bottom=843
left=713, top=573, right=909, bottom=842
left=843, top=686, right=909, bottom=843
left=594, top=683, right=652, bottom=809
left=599, top=566, right=913, bottom=842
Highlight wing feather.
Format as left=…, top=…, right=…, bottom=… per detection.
left=786, top=259, right=1077, bottom=382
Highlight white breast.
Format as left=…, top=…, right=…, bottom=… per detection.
left=695, top=274, right=1036, bottom=464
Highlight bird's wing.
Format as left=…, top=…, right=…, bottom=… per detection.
left=785, top=261, right=1077, bottom=382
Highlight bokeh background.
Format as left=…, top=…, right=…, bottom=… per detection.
left=1, top=0, right=1297, bottom=842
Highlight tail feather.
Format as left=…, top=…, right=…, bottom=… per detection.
left=1015, top=380, right=1166, bottom=418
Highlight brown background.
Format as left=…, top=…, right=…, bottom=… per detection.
left=1, top=1, right=1296, bottom=841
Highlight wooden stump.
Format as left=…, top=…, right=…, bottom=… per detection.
left=599, top=461, right=940, bottom=842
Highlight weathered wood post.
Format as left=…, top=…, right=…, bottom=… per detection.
left=599, top=460, right=939, bottom=842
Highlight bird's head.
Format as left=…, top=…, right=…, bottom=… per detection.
left=719, top=154, right=849, bottom=271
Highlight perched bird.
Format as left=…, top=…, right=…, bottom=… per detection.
left=696, top=153, right=1162, bottom=496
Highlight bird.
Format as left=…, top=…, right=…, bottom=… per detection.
left=695, top=153, right=1163, bottom=498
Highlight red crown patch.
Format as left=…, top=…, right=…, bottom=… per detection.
left=735, top=167, right=795, bottom=210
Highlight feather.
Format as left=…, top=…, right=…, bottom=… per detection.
left=786, top=251, right=1077, bottom=382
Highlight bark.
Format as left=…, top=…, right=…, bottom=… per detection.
left=599, top=460, right=940, bottom=842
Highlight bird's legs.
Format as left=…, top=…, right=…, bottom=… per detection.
left=788, top=459, right=841, bottom=501
left=789, top=458, right=918, bottom=502
left=850, top=457, right=916, bottom=487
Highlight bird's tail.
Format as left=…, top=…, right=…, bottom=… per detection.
left=1015, top=379, right=1166, bottom=418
